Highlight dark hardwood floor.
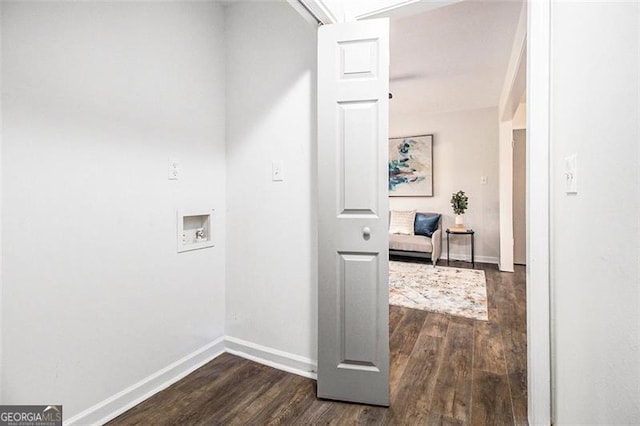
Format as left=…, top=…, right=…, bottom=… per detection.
left=108, top=261, right=527, bottom=425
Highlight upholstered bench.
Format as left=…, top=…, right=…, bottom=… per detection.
left=388, top=210, right=442, bottom=266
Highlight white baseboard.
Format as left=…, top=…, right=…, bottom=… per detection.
left=65, top=337, right=226, bottom=426
left=65, top=336, right=316, bottom=425
left=441, top=254, right=499, bottom=265
left=225, top=336, right=317, bottom=380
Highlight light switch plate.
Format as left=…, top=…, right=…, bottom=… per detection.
left=272, top=161, right=283, bottom=181
left=564, top=154, right=577, bottom=194
left=480, top=176, right=488, bottom=185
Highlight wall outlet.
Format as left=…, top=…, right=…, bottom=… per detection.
left=168, top=158, right=180, bottom=180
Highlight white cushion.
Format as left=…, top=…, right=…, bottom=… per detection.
left=389, top=210, right=415, bottom=235
left=389, top=234, right=433, bottom=252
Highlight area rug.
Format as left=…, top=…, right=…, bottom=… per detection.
left=389, top=261, right=488, bottom=321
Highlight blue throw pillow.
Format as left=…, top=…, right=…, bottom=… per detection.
left=414, top=213, right=440, bottom=237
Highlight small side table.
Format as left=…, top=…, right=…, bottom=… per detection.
left=446, top=228, right=475, bottom=268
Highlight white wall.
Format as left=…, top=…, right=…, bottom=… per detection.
left=1, top=1, right=226, bottom=417
left=513, top=102, right=526, bottom=130
left=343, top=0, right=461, bottom=21
left=389, top=107, right=500, bottom=263
left=551, top=2, right=640, bottom=423
left=225, top=3, right=318, bottom=364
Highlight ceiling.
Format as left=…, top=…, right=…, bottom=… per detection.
left=390, top=0, right=524, bottom=117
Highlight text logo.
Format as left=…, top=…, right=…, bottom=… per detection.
left=0, top=405, right=62, bottom=426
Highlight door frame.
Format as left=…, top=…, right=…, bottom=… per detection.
left=293, top=0, right=553, bottom=423
left=525, top=1, right=552, bottom=424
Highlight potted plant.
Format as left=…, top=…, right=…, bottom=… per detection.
left=451, top=190, right=469, bottom=227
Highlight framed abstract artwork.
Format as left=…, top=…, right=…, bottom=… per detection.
left=388, top=134, right=433, bottom=197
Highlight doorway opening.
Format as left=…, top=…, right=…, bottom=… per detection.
left=385, top=1, right=528, bottom=422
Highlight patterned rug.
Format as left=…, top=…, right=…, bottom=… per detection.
left=389, top=261, right=488, bottom=321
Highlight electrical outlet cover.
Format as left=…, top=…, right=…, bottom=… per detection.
left=168, top=158, right=180, bottom=180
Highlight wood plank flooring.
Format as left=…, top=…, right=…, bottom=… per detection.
left=108, top=261, right=527, bottom=425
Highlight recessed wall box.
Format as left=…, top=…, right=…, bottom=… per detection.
left=177, top=209, right=215, bottom=253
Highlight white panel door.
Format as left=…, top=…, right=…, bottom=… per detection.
left=317, top=18, right=390, bottom=406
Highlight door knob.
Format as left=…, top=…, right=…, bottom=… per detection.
left=362, top=227, right=371, bottom=239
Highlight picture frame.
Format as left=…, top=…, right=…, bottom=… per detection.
left=388, top=134, right=434, bottom=197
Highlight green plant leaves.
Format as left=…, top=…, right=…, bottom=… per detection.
left=451, top=190, right=469, bottom=215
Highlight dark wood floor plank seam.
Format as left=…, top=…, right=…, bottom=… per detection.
left=470, top=320, right=476, bottom=423
left=431, top=321, right=474, bottom=421
left=499, top=321, right=518, bottom=426
left=426, top=314, right=452, bottom=415
left=225, top=373, right=295, bottom=425
left=470, top=370, right=514, bottom=426
left=393, top=332, right=446, bottom=424
left=388, top=307, right=429, bottom=399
